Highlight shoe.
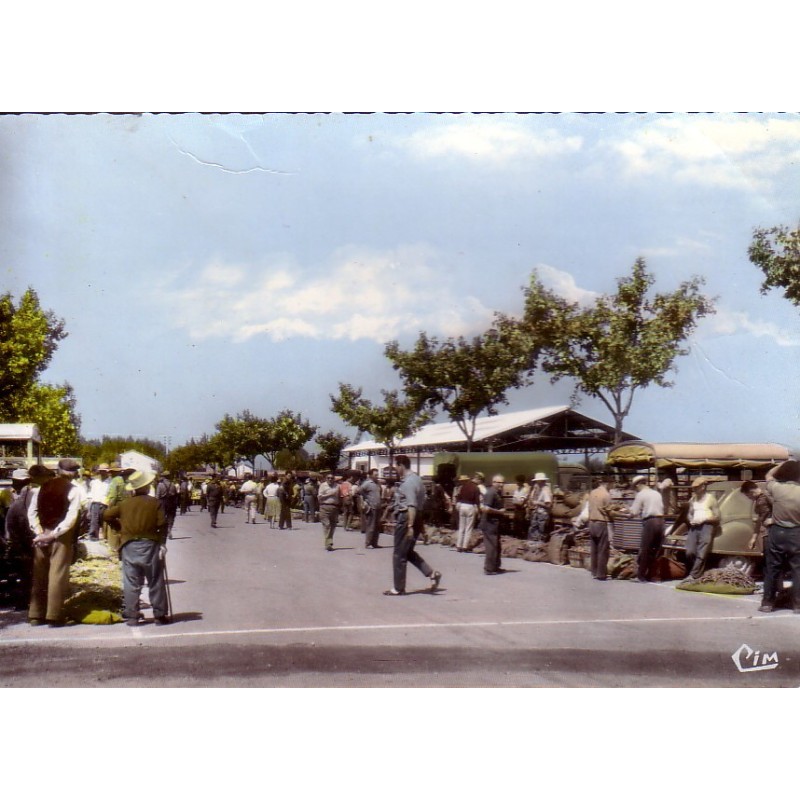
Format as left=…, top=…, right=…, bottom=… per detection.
left=430, top=571, right=442, bottom=590
left=759, top=603, right=776, bottom=613
left=28, top=619, right=45, bottom=627
left=154, top=616, right=171, bottom=626
left=48, top=620, right=66, bottom=628
left=125, top=618, right=140, bottom=627
left=383, top=589, right=404, bottom=596
left=593, top=576, right=608, bottom=581
left=326, top=545, right=333, bottom=551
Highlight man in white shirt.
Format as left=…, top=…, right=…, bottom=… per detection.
left=240, top=473, right=259, bottom=524
left=87, top=464, right=110, bottom=540
left=626, top=475, right=665, bottom=582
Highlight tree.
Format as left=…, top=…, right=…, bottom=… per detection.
left=0, top=288, right=68, bottom=419
left=164, top=438, right=210, bottom=475
left=748, top=221, right=800, bottom=306
left=384, top=321, right=532, bottom=451
left=312, top=429, right=351, bottom=472
left=213, top=410, right=270, bottom=471
left=17, top=382, right=81, bottom=456
left=262, top=409, right=318, bottom=469
left=524, top=259, right=715, bottom=444
left=330, top=383, right=428, bottom=467
left=81, top=435, right=166, bottom=469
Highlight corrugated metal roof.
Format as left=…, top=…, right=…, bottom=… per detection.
left=0, top=423, right=41, bottom=442
left=342, top=405, right=570, bottom=453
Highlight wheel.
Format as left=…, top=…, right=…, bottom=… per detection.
left=717, top=555, right=757, bottom=578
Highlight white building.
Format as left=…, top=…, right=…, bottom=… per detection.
left=120, top=449, right=162, bottom=474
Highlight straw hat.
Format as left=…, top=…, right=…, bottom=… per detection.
left=691, top=476, right=710, bottom=489
left=531, top=472, right=549, bottom=482
left=631, top=475, right=648, bottom=487
left=126, top=470, right=155, bottom=492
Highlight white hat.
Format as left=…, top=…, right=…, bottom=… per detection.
left=531, top=472, right=549, bottom=482
left=631, top=475, right=648, bottom=486
left=126, top=470, right=155, bottom=492
left=12, top=468, right=29, bottom=481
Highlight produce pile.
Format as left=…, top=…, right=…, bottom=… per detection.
left=677, top=567, right=757, bottom=595
left=63, top=552, right=124, bottom=624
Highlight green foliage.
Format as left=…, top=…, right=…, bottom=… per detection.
left=313, top=429, right=350, bottom=471
left=384, top=321, right=532, bottom=450
left=748, top=222, right=800, bottom=306
left=17, top=382, right=81, bottom=456
left=81, top=435, right=166, bottom=469
left=524, top=259, right=715, bottom=443
left=164, top=436, right=212, bottom=474
left=0, top=288, right=67, bottom=419
left=331, top=383, right=427, bottom=455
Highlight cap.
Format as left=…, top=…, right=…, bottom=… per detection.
left=58, top=458, right=80, bottom=472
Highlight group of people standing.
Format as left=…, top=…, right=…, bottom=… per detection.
left=1, top=459, right=172, bottom=627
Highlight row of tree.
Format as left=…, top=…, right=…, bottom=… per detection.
left=2, top=221, right=797, bottom=467
left=331, top=234, right=799, bottom=452
left=162, top=410, right=349, bottom=475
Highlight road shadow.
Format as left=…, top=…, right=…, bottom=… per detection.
left=168, top=536, right=192, bottom=541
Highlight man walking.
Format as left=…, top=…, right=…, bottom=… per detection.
left=625, top=474, right=664, bottom=582
left=26, top=458, right=84, bottom=627
left=206, top=475, right=223, bottom=528
left=760, top=460, right=800, bottom=613
left=103, top=470, right=170, bottom=626
left=480, top=474, right=507, bottom=575
left=383, top=455, right=441, bottom=596
left=240, top=473, right=259, bottom=524
left=360, top=468, right=382, bottom=549
left=318, top=472, right=340, bottom=551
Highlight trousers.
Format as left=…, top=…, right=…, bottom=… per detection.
left=319, top=505, right=338, bottom=549
left=121, top=539, right=168, bottom=620
left=364, top=506, right=380, bottom=547
left=29, top=533, right=74, bottom=623
left=456, top=503, right=477, bottom=549
left=589, top=521, right=609, bottom=579
left=392, top=511, right=433, bottom=593
left=763, top=524, right=800, bottom=609
left=638, top=517, right=664, bottom=581
left=685, top=523, right=713, bottom=579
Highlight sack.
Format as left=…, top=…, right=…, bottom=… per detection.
left=547, top=533, right=570, bottom=565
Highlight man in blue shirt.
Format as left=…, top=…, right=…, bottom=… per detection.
left=384, top=455, right=442, bottom=596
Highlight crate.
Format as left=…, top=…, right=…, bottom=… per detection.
left=568, top=548, right=589, bottom=569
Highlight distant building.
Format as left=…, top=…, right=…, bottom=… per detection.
left=120, top=450, right=161, bottom=474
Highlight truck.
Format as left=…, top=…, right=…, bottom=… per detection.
left=604, top=440, right=792, bottom=576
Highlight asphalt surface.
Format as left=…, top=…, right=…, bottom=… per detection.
left=2, top=505, right=799, bottom=687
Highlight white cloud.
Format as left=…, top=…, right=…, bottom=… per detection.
left=536, top=264, right=599, bottom=306
left=157, top=246, right=496, bottom=344
left=704, top=307, right=800, bottom=347
left=398, top=120, right=582, bottom=163
left=607, top=114, right=800, bottom=191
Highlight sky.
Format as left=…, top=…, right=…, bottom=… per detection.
left=1, top=112, right=799, bottom=454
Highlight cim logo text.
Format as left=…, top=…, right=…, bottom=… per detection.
left=732, top=643, right=779, bottom=673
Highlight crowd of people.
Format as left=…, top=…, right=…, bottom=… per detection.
left=3, top=454, right=800, bottom=626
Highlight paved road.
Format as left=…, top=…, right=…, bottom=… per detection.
left=1, top=505, right=799, bottom=687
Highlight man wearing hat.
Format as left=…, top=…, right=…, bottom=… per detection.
left=103, top=464, right=127, bottom=552
left=103, top=470, right=170, bottom=625
left=3, top=467, right=39, bottom=609
left=26, top=458, right=83, bottom=626
left=526, top=473, right=553, bottom=543
left=86, top=464, right=110, bottom=541
left=156, top=471, right=179, bottom=537
left=625, top=475, right=665, bottom=582
left=685, top=476, right=720, bottom=580
left=454, top=474, right=481, bottom=552
left=760, top=460, right=800, bottom=613
left=587, top=474, right=615, bottom=580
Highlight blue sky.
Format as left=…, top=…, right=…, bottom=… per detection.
left=2, top=113, right=799, bottom=453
